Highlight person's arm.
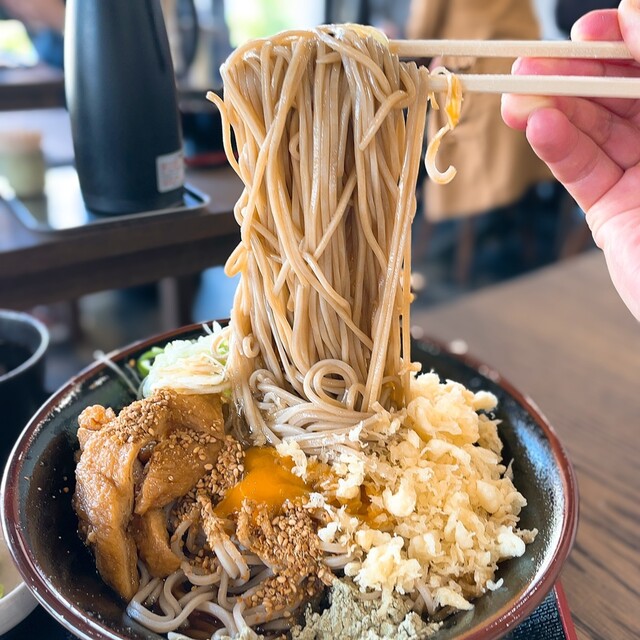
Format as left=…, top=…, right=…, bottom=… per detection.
left=501, top=0, right=640, bottom=321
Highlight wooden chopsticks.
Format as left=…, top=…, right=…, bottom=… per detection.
left=426, top=73, right=640, bottom=99
left=389, top=39, right=639, bottom=99
left=389, top=39, right=633, bottom=60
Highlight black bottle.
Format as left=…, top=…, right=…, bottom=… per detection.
left=65, top=0, right=185, bottom=215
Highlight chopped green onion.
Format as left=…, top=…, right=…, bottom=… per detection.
left=136, top=346, right=164, bottom=377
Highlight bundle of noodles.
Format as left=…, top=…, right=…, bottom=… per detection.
left=209, top=25, right=452, bottom=448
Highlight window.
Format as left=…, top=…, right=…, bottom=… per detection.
left=224, top=0, right=324, bottom=47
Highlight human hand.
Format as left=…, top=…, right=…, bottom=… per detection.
left=501, top=0, right=640, bottom=321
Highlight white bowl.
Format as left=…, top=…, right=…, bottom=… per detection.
left=0, top=529, right=37, bottom=635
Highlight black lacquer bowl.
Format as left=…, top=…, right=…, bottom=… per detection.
left=1, top=323, right=578, bottom=640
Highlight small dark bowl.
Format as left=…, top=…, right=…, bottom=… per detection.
left=0, top=310, right=49, bottom=466
left=1, top=323, right=578, bottom=640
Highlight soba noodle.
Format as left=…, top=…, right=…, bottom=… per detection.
left=207, top=25, right=455, bottom=449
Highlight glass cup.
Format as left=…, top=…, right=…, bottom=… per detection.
left=0, top=130, right=46, bottom=199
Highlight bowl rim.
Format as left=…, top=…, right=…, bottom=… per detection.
left=1, top=322, right=579, bottom=640
left=0, top=309, right=49, bottom=384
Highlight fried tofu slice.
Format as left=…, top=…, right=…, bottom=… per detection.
left=135, top=431, right=223, bottom=515
left=74, top=390, right=224, bottom=599
left=74, top=391, right=175, bottom=600
left=74, top=434, right=142, bottom=600
left=135, top=395, right=224, bottom=515
left=162, top=392, right=224, bottom=435
left=77, top=405, right=115, bottom=451
left=131, top=509, right=181, bottom=578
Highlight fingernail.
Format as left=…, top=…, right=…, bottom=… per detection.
left=569, top=20, right=589, bottom=41
left=503, top=95, right=554, bottom=125
left=511, top=58, right=523, bottom=74
left=510, top=95, right=553, bottom=115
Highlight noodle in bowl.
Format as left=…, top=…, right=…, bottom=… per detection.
left=1, top=25, right=578, bottom=640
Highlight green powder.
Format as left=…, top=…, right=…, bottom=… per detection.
left=291, top=579, right=441, bottom=640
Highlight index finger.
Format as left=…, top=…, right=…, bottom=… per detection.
left=511, top=56, right=640, bottom=120
left=571, top=9, right=623, bottom=42
left=573, top=2, right=640, bottom=62
left=524, top=106, right=623, bottom=213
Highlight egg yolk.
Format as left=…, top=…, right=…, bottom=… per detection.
left=214, top=447, right=309, bottom=517
left=445, top=74, right=462, bottom=128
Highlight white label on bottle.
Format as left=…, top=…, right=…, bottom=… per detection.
left=156, top=150, right=184, bottom=193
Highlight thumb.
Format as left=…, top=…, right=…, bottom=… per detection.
left=597, top=208, right=640, bottom=322
left=619, top=0, right=640, bottom=62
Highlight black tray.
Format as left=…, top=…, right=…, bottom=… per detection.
left=3, top=166, right=209, bottom=235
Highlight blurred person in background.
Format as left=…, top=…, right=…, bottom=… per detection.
left=406, top=0, right=552, bottom=227
left=0, top=0, right=65, bottom=68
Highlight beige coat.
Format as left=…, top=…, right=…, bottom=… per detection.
left=407, top=0, right=552, bottom=220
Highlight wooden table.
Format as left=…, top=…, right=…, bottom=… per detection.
left=0, top=165, right=242, bottom=318
left=0, top=106, right=243, bottom=325
left=3, top=234, right=637, bottom=638
left=0, top=65, right=65, bottom=111
left=414, top=250, right=640, bottom=640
